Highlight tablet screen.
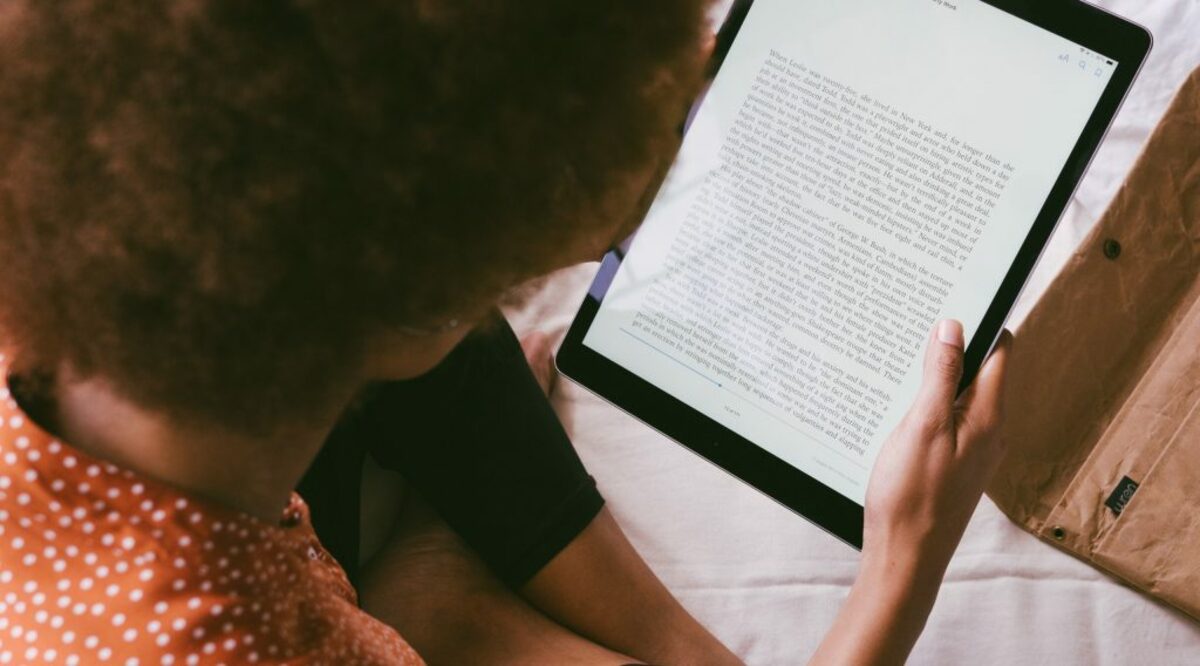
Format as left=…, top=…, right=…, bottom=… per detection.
left=582, top=0, right=1118, bottom=504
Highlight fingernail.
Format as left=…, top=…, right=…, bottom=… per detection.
left=937, top=319, right=963, bottom=349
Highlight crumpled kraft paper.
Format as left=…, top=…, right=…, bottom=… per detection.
left=987, top=65, right=1200, bottom=623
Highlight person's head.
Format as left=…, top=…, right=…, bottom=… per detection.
left=0, top=1, right=711, bottom=434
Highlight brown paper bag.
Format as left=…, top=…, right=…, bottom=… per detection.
left=987, top=65, right=1200, bottom=623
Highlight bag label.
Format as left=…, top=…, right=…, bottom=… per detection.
left=1104, top=476, right=1140, bottom=516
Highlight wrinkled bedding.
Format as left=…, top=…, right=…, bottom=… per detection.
left=505, top=2, right=1200, bottom=663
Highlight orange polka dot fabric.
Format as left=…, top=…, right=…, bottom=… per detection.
left=0, top=355, right=424, bottom=665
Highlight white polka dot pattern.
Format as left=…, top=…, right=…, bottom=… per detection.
left=0, top=354, right=424, bottom=665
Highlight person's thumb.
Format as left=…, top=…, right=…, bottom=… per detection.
left=913, top=319, right=964, bottom=429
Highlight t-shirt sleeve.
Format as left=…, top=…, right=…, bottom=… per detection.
left=362, top=313, right=605, bottom=588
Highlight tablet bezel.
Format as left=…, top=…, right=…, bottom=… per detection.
left=556, top=0, right=1151, bottom=549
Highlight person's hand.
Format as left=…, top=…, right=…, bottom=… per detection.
left=810, top=320, right=1011, bottom=665
left=863, top=319, right=1011, bottom=580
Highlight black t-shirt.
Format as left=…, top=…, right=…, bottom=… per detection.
left=298, top=314, right=604, bottom=589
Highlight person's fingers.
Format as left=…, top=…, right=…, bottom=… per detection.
left=911, top=319, right=965, bottom=430
left=957, top=329, right=1012, bottom=443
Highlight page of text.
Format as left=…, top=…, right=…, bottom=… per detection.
left=584, top=0, right=1116, bottom=502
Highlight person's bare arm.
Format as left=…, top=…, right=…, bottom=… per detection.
left=521, top=508, right=743, bottom=666
left=359, top=330, right=738, bottom=666
left=518, top=331, right=742, bottom=665
left=360, top=492, right=637, bottom=666
left=359, top=480, right=737, bottom=666
left=810, top=320, right=1012, bottom=665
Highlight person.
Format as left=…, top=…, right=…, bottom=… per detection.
left=0, top=2, right=1010, bottom=664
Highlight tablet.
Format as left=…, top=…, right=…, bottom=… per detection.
left=557, top=0, right=1150, bottom=548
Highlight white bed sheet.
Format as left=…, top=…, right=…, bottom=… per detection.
left=506, top=2, right=1200, bottom=663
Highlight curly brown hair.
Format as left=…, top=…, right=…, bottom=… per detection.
left=0, top=1, right=709, bottom=432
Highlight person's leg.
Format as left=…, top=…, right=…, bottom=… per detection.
left=359, top=490, right=637, bottom=666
